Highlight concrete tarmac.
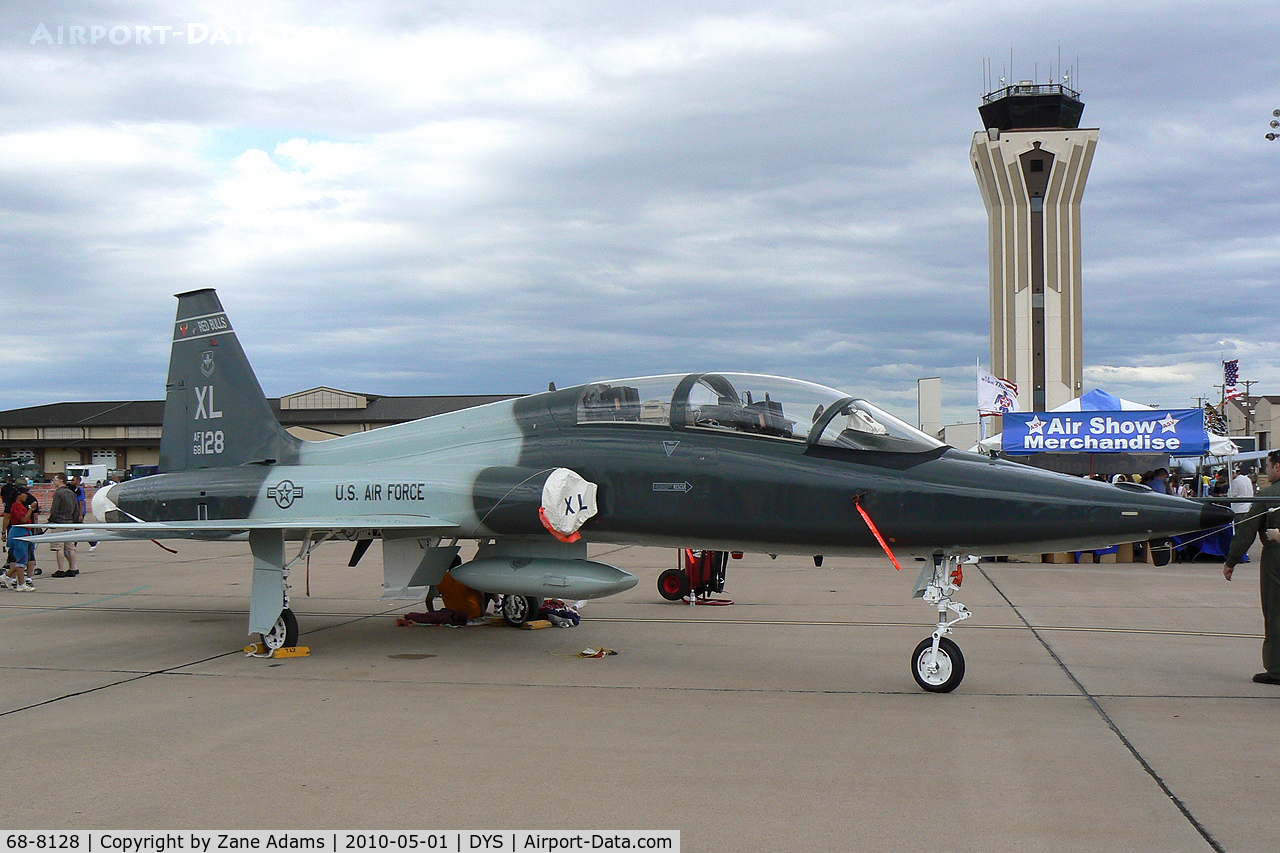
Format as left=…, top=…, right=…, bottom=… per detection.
left=2, top=538, right=1277, bottom=852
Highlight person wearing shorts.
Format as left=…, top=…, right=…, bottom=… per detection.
left=47, top=473, right=80, bottom=578
left=4, top=492, right=37, bottom=591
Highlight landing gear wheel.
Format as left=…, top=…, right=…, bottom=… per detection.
left=263, top=608, right=299, bottom=650
left=501, top=595, right=540, bottom=627
left=912, top=636, right=965, bottom=693
left=657, top=568, right=690, bottom=601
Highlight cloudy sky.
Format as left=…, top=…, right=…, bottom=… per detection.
left=2, top=1, right=1276, bottom=426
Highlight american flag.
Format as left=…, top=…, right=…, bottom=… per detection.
left=1224, top=359, right=1243, bottom=399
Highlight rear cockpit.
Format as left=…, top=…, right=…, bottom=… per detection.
left=574, top=372, right=944, bottom=452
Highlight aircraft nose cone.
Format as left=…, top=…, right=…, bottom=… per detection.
left=1199, top=501, right=1234, bottom=530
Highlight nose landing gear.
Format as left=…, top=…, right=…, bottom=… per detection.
left=910, top=554, right=973, bottom=693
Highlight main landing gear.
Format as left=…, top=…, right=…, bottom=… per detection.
left=500, top=594, right=542, bottom=627
left=248, top=529, right=333, bottom=655
left=263, top=608, right=299, bottom=650
left=910, top=554, right=973, bottom=693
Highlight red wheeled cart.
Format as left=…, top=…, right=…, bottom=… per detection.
left=657, top=549, right=736, bottom=604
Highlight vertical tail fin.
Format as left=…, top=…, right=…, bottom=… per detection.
left=159, top=289, right=302, bottom=472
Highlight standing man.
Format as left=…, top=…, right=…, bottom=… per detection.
left=47, top=473, right=81, bottom=578
left=1229, top=464, right=1255, bottom=519
left=68, top=475, right=96, bottom=551
left=1223, top=449, right=1280, bottom=684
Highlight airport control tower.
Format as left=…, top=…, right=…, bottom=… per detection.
left=971, top=80, right=1097, bottom=412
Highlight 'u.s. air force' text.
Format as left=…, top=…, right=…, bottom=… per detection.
left=335, top=483, right=427, bottom=501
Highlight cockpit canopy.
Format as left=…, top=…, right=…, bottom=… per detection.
left=575, top=372, right=944, bottom=453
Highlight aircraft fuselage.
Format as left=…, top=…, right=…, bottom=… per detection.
left=99, top=386, right=1227, bottom=559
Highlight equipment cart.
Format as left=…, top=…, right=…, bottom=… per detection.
left=657, top=549, right=735, bottom=604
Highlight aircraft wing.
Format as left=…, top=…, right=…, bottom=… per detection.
left=19, top=515, right=458, bottom=544
left=19, top=528, right=213, bottom=544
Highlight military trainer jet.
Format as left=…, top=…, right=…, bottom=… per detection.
left=28, top=289, right=1231, bottom=692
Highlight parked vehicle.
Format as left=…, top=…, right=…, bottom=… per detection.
left=64, top=463, right=109, bottom=485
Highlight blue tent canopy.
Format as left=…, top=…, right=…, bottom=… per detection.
left=1076, top=389, right=1124, bottom=410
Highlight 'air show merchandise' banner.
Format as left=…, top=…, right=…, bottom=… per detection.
left=1002, top=409, right=1210, bottom=455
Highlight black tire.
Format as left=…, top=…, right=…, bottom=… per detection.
left=657, top=568, right=691, bottom=601
left=263, top=608, right=299, bottom=650
left=911, top=636, right=965, bottom=693
left=501, top=594, right=540, bottom=627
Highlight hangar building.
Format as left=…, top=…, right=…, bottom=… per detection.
left=0, top=386, right=515, bottom=482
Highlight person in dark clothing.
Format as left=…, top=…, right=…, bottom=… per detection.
left=1, top=475, right=21, bottom=510
left=69, top=475, right=97, bottom=550
left=1224, top=449, right=1280, bottom=684
left=47, top=473, right=81, bottom=577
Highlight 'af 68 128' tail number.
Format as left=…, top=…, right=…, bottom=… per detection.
left=193, top=430, right=225, bottom=455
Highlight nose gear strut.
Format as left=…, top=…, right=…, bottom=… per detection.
left=855, top=498, right=975, bottom=692
left=911, top=554, right=974, bottom=692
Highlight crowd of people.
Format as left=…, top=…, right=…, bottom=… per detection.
left=2, top=472, right=87, bottom=591
left=1087, top=464, right=1257, bottom=505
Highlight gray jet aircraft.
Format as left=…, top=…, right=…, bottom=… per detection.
left=28, top=289, right=1232, bottom=692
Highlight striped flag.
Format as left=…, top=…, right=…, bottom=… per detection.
left=1224, top=359, right=1242, bottom=399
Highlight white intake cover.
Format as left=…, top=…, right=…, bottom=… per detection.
left=540, top=467, right=599, bottom=539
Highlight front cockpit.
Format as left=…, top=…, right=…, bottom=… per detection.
left=574, top=372, right=944, bottom=453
